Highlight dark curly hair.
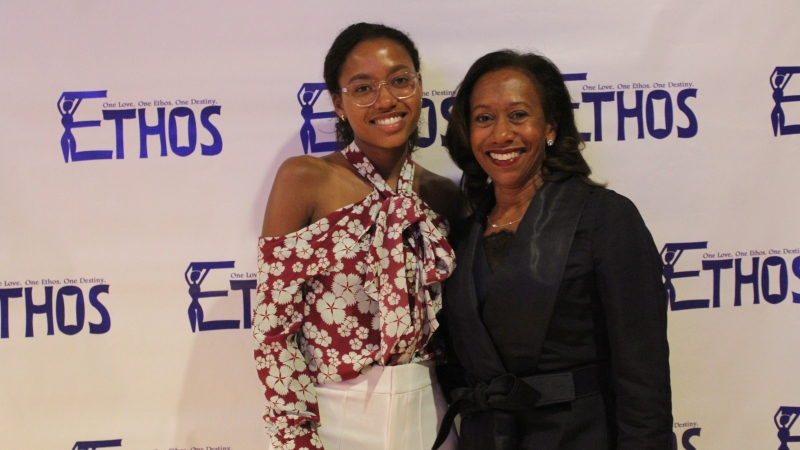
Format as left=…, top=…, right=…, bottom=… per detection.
left=323, top=23, right=421, bottom=150
left=445, top=50, right=600, bottom=209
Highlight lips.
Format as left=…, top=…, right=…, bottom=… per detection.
left=486, top=148, right=524, bottom=164
left=488, top=150, right=521, bottom=161
left=371, top=112, right=405, bottom=126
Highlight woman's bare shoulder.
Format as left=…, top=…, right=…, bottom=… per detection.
left=273, top=153, right=359, bottom=194
left=262, top=155, right=339, bottom=237
left=276, top=154, right=336, bottom=183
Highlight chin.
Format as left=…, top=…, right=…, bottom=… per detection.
left=365, top=135, right=411, bottom=151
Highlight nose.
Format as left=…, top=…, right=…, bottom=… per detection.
left=491, top=116, right=514, bottom=143
left=373, top=81, right=398, bottom=109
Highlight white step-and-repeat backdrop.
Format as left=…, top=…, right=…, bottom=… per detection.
left=1, top=1, right=799, bottom=449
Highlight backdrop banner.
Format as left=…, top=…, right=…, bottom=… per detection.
left=1, top=1, right=799, bottom=449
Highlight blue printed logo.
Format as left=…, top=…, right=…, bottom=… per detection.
left=298, top=83, right=339, bottom=154
left=0, top=278, right=111, bottom=338
left=661, top=242, right=710, bottom=311
left=672, top=422, right=701, bottom=450
left=58, top=91, right=222, bottom=162
left=58, top=91, right=111, bottom=162
left=565, top=73, right=698, bottom=141
left=71, top=439, right=122, bottom=450
left=185, top=262, right=255, bottom=332
left=771, top=67, right=800, bottom=136
left=661, top=242, right=800, bottom=311
left=297, top=83, right=455, bottom=153
left=776, top=407, right=800, bottom=449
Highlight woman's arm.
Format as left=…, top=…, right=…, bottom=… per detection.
left=254, top=235, right=324, bottom=450
left=592, top=191, right=672, bottom=450
left=256, top=156, right=327, bottom=449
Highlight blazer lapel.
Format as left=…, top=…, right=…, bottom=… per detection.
left=444, top=215, right=507, bottom=382
left=481, top=177, right=592, bottom=372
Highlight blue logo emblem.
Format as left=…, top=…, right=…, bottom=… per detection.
left=564, top=73, right=698, bottom=141
left=58, top=91, right=111, bottom=163
left=0, top=282, right=111, bottom=338
left=661, top=242, right=710, bottom=311
left=771, top=67, right=800, bottom=136
left=298, top=83, right=339, bottom=154
left=185, top=262, right=255, bottom=332
left=71, top=439, right=122, bottom=450
left=671, top=426, right=701, bottom=450
left=776, top=407, right=800, bottom=449
left=660, top=241, right=800, bottom=311
left=58, top=91, right=222, bottom=162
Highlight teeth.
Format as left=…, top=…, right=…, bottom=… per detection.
left=489, top=151, right=520, bottom=161
left=374, top=115, right=403, bottom=125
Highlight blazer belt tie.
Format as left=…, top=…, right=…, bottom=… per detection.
left=431, top=364, right=601, bottom=450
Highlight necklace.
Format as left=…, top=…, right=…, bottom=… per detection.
left=489, top=216, right=523, bottom=228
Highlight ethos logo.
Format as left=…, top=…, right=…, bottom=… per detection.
left=72, top=439, right=122, bottom=450
left=771, top=67, right=800, bottom=137
left=566, top=73, right=698, bottom=141
left=661, top=242, right=800, bottom=311
left=57, top=91, right=222, bottom=163
left=298, top=83, right=339, bottom=154
left=297, top=83, right=454, bottom=153
left=185, top=262, right=255, bottom=332
left=672, top=422, right=701, bottom=450
left=0, top=278, right=110, bottom=338
left=776, top=407, right=800, bottom=449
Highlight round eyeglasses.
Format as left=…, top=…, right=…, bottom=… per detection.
left=341, top=72, right=421, bottom=107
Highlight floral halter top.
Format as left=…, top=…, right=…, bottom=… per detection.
left=253, top=142, right=456, bottom=449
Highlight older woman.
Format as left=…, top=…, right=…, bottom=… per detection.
left=433, top=50, right=672, bottom=450
left=254, top=23, right=460, bottom=450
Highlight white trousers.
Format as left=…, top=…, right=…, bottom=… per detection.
left=269, top=361, right=458, bottom=450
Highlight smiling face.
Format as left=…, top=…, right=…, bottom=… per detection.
left=469, top=68, right=555, bottom=191
left=332, top=38, right=422, bottom=155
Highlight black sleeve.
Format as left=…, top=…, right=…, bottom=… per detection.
left=447, top=214, right=474, bottom=249
left=433, top=309, right=468, bottom=403
left=592, top=190, right=673, bottom=449
left=434, top=214, right=474, bottom=402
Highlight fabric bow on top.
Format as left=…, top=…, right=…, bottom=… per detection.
left=342, top=143, right=455, bottom=365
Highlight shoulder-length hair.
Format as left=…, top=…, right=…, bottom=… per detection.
left=445, top=50, right=600, bottom=209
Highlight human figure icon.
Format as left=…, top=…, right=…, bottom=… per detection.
left=57, top=90, right=109, bottom=162
left=776, top=407, right=800, bottom=449
left=185, top=264, right=211, bottom=333
left=771, top=67, right=800, bottom=136
left=299, top=85, right=323, bottom=153
left=297, top=83, right=339, bottom=154
left=184, top=261, right=238, bottom=332
left=660, top=242, right=708, bottom=310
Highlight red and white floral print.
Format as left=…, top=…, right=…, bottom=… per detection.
left=253, top=143, right=455, bottom=449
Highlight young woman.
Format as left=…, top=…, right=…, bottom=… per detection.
left=253, top=23, right=460, bottom=450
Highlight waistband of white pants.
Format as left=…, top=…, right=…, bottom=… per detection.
left=315, top=361, right=437, bottom=395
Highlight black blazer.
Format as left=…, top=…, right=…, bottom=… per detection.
left=442, top=176, right=672, bottom=450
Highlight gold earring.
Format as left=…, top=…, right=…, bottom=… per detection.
left=340, top=115, right=347, bottom=122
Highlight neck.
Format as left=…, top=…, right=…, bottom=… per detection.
left=354, top=138, right=409, bottom=189
left=492, top=172, right=543, bottom=215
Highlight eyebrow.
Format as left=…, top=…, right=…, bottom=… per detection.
left=471, top=101, right=532, bottom=111
left=345, top=64, right=413, bottom=85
